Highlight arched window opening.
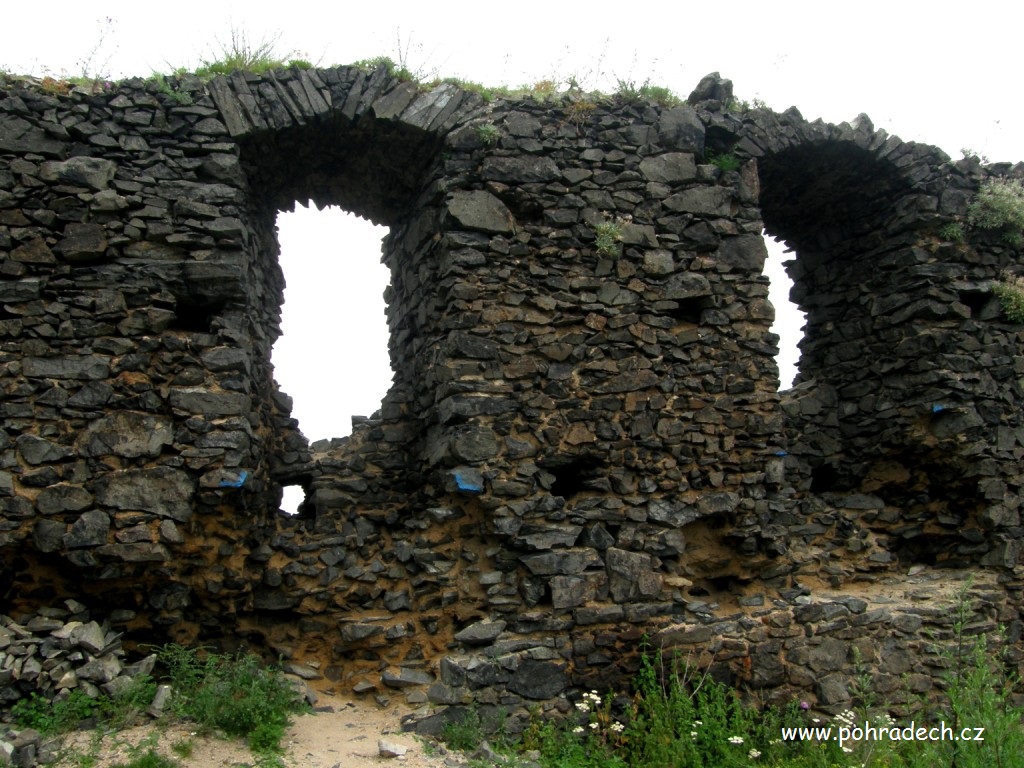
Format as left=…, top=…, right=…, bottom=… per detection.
left=762, top=231, right=805, bottom=390
left=271, top=204, right=393, bottom=514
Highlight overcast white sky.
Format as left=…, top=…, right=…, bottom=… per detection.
left=5, top=2, right=1022, bottom=446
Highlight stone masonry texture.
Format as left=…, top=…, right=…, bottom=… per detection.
left=1, top=67, right=1023, bottom=725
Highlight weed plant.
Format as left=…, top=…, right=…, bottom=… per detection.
left=11, top=675, right=156, bottom=735
left=191, top=29, right=309, bottom=79
left=939, top=222, right=966, bottom=243
left=992, top=273, right=1024, bottom=323
left=706, top=152, right=742, bottom=173
left=476, top=123, right=501, bottom=146
left=441, top=708, right=486, bottom=751
left=615, top=78, right=682, bottom=107
left=594, top=219, right=624, bottom=258
left=156, top=644, right=305, bottom=753
left=968, top=178, right=1024, bottom=245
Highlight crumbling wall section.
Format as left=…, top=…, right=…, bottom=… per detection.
left=1, top=68, right=1022, bottom=715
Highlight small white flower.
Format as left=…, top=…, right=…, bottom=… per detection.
left=690, top=731, right=698, bottom=740
left=610, top=722, right=625, bottom=733
left=842, top=746, right=853, bottom=754
left=748, top=749, right=761, bottom=759
left=575, top=702, right=589, bottom=712
left=693, top=720, right=703, bottom=726
left=728, top=736, right=744, bottom=745
left=589, top=722, right=599, bottom=730
left=572, top=726, right=584, bottom=734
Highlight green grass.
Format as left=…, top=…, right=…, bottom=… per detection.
left=11, top=675, right=156, bottom=736
left=156, top=644, right=306, bottom=753
left=509, top=612, right=1024, bottom=768
left=615, top=78, right=683, bottom=107
left=441, top=708, right=486, bottom=751
left=191, top=29, right=310, bottom=79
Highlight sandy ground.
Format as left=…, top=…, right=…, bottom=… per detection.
left=51, top=696, right=459, bottom=768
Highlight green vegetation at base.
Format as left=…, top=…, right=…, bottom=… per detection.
left=504, top=585, right=1024, bottom=768
left=12, top=676, right=156, bottom=736
left=10, top=644, right=305, bottom=768
left=156, top=643, right=306, bottom=753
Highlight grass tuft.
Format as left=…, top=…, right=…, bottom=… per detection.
left=156, top=644, right=305, bottom=753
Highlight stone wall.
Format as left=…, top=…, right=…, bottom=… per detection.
left=1, top=67, right=1022, bottom=721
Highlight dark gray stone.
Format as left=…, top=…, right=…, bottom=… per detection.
left=95, top=467, right=194, bottom=522
left=36, top=484, right=93, bottom=515
left=481, top=156, right=560, bottom=183
left=520, top=548, right=601, bottom=575
left=63, top=510, right=110, bottom=548
left=33, top=519, right=66, bottom=552
left=451, top=425, right=500, bottom=463
left=454, top=620, right=506, bottom=645
left=78, top=412, right=173, bottom=458
left=16, top=435, right=72, bottom=465
left=606, top=547, right=663, bottom=602
left=169, top=388, right=251, bottom=417
left=39, top=156, right=117, bottom=190
left=22, top=356, right=111, bottom=381
left=55, top=223, right=108, bottom=262
left=448, top=190, right=515, bottom=234
left=507, top=659, right=567, bottom=699
left=639, top=153, right=697, bottom=184
left=382, top=667, right=434, bottom=688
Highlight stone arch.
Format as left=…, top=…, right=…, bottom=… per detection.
left=738, top=109, right=1014, bottom=565
left=204, top=67, right=490, bottom=517
left=754, top=128, right=916, bottom=488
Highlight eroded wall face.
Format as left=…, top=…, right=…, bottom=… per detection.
left=1, top=68, right=1022, bottom=713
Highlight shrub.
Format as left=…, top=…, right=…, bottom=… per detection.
left=992, top=274, right=1024, bottom=323
left=11, top=675, right=155, bottom=735
left=156, top=644, right=304, bottom=752
left=968, top=177, right=1024, bottom=245
left=440, top=708, right=485, bottom=751
left=12, top=690, right=101, bottom=735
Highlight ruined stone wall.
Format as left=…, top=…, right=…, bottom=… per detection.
left=1, top=67, right=1022, bottom=720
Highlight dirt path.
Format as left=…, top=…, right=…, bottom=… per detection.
left=52, top=696, right=459, bottom=768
